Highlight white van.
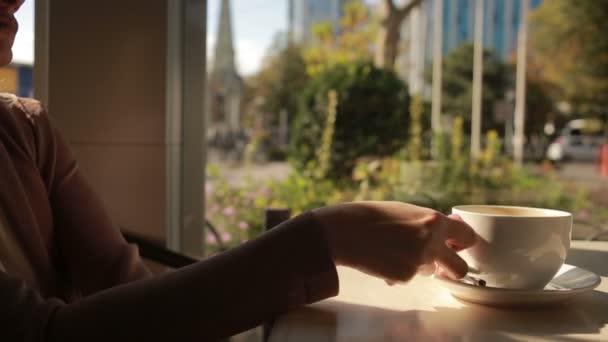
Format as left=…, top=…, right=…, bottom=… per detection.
left=546, top=118, right=605, bottom=162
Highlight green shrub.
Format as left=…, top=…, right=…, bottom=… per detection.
left=290, top=61, right=410, bottom=181
left=350, top=122, right=589, bottom=215
left=204, top=163, right=349, bottom=255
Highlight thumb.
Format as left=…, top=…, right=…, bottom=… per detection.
left=447, top=213, right=466, bottom=222
left=444, top=214, right=478, bottom=248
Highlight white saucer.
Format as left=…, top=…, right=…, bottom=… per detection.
left=435, top=264, right=602, bottom=307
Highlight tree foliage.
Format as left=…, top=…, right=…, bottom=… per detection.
left=530, top=0, right=608, bottom=112
left=524, top=61, right=558, bottom=135
left=426, top=43, right=555, bottom=135
left=290, top=61, right=410, bottom=181
left=303, top=0, right=376, bottom=76
left=427, top=44, right=507, bottom=130
left=245, top=33, right=310, bottom=128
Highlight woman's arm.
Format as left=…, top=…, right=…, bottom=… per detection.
left=50, top=212, right=338, bottom=341
left=1, top=212, right=339, bottom=341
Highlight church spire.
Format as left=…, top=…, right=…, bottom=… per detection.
left=213, top=0, right=236, bottom=74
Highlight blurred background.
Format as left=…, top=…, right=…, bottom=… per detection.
left=201, top=0, right=608, bottom=253
left=4, top=0, right=607, bottom=255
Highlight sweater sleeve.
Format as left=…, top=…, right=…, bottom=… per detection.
left=51, top=211, right=338, bottom=341
left=1, top=212, right=338, bottom=341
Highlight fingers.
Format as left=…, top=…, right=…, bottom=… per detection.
left=435, top=266, right=450, bottom=278
left=417, top=262, right=436, bottom=277
left=363, top=257, right=418, bottom=285
left=446, top=239, right=467, bottom=252
left=442, top=214, right=478, bottom=248
left=434, top=245, right=469, bottom=279
left=433, top=215, right=475, bottom=279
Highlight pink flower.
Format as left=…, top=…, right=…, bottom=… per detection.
left=205, top=183, right=214, bottom=196
left=238, top=221, right=250, bottom=230
left=206, top=234, right=217, bottom=245
left=209, top=204, right=220, bottom=214
left=221, top=232, right=232, bottom=242
left=223, top=206, right=236, bottom=217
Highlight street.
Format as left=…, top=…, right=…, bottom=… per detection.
left=555, top=162, right=608, bottom=189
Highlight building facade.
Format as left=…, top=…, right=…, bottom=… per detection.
left=288, top=0, right=347, bottom=44
left=398, top=0, right=543, bottom=95
left=0, top=63, right=33, bottom=98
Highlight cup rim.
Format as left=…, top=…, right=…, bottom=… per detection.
left=452, top=205, right=572, bottom=218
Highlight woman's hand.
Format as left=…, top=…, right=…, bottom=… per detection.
left=313, top=201, right=477, bottom=284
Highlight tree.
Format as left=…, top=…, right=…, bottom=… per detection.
left=530, top=0, right=608, bottom=113
left=304, top=0, right=376, bottom=76
left=290, top=61, right=410, bottom=181
left=374, top=0, right=424, bottom=68
left=241, top=33, right=310, bottom=159
left=522, top=60, right=559, bottom=136
left=427, top=44, right=507, bottom=131
left=245, top=32, right=310, bottom=130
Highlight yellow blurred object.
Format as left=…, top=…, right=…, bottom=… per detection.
left=0, top=66, right=18, bottom=94
left=567, top=118, right=604, bottom=134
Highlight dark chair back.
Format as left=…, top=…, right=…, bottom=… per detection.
left=121, top=230, right=198, bottom=268
left=262, top=208, right=291, bottom=342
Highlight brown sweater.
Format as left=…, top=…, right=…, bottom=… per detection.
left=0, top=94, right=339, bottom=341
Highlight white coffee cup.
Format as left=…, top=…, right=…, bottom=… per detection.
left=452, top=205, right=572, bottom=289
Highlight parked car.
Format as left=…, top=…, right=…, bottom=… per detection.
left=546, top=119, right=605, bottom=163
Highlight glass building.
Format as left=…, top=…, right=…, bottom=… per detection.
left=399, top=0, right=543, bottom=94
left=288, top=0, right=347, bottom=44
